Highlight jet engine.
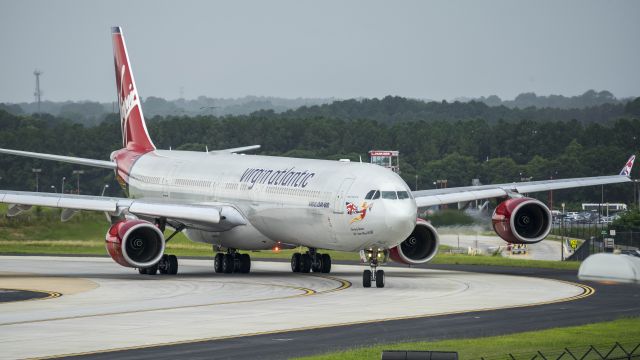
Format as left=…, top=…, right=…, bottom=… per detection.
left=492, top=197, right=552, bottom=244
left=389, top=218, right=439, bottom=265
left=105, top=219, right=165, bottom=268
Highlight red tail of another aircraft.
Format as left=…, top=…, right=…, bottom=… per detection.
left=112, top=26, right=155, bottom=153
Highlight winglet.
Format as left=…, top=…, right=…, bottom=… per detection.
left=619, top=155, right=636, bottom=176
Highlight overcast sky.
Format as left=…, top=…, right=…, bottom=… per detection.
left=1, top=0, right=639, bottom=103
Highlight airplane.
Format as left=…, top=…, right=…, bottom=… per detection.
left=0, top=27, right=635, bottom=288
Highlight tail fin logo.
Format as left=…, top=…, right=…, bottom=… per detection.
left=119, top=64, right=140, bottom=146
left=112, top=26, right=155, bottom=153
left=620, top=155, right=635, bottom=176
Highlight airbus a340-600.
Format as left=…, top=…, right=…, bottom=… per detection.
left=0, top=27, right=634, bottom=287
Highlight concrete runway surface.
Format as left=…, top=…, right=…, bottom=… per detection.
left=0, top=256, right=589, bottom=359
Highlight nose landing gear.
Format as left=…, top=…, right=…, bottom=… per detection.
left=361, top=248, right=387, bottom=288
left=291, top=248, right=332, bottom=274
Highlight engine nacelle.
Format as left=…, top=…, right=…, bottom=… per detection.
left=105, top=219, right=165, bottom=268
left=389, top=218, right=439, bottom=265
left=492, top=197, right=552, bottom=244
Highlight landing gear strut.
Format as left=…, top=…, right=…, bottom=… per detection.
left=291, top=248, right=331, bottom=274
left=214, top=249, right=251, bottom=274
left=362, top=248, right=385, bottom=288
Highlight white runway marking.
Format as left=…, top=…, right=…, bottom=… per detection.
left=0, top=256, right=585, bottom=359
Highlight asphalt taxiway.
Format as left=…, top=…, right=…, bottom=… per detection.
left=0, top=256, right=637, bottom=359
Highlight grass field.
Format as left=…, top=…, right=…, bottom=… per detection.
left=294, top=317, right=640, bottom=360
left=0, top=205, right=580, bottom=269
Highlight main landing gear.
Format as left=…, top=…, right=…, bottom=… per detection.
left=291, top=248, right=331, bottom=274
left=138, top=254, right=179, bottom=275
left=214, top=249, right=251, bottom=274
left=362, top=248, right=385, bottom=288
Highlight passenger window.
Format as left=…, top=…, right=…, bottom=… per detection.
left=397, top=191, right=410, bottom=199
left=372, top=190, right=380, bottom=199
left=365, top=190, right=376, bottom=200
left=381, top=191, right=397, bottom=199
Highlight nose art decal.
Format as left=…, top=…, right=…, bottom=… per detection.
left=346, top=201, right=373, bottom=224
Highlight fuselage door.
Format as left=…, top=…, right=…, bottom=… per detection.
left=333, top=178, right=355, bottom=213
left=162, top=161, right=182, bottom=199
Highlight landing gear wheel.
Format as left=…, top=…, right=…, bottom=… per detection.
left=291, top=253, right=301, bottom=272
left=300, top=253, right=312, bottom=273
left=321, top=254, right=332, bottom=273
left=239, top=254, right=251, bottom=274
left=363, top=270, right=372, bottom=288
left=138, top=267, right=147, bottom=275
left=222, top=254, right=234, bottom=274
left=167, top=255, right=178, bottom=275
left=214, top=253, right=223, bottom=273
left=311, top=254, right=322, bottom=273
left=375, top=270, right=385, bottom=288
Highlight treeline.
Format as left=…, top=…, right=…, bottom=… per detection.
left=2, top=91, right=637, bottom=128
left=0, top=109, right=637, bottom=206
left=265, top=96, right=632, bottom=125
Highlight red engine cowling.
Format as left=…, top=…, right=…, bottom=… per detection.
left=105, top=219, right=165, bottom=268
left=492, top=197, right=552, bottom=244
left=389, top=218, right=439, bottom=265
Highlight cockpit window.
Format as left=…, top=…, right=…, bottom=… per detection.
left=372, top=191, right=380, bottom=199
left=364, top=190, right=376, bottom=200
left=397, top=191, right=410, bottom=199
left=381, top=191, right=397, bottom=199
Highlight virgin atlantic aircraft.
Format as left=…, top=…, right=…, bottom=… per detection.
left=0, top=27, right=634, bottom=287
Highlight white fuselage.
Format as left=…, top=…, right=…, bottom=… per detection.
left=126, top=150, right=417, bottom=252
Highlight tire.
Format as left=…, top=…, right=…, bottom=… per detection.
left=214, top=253, right=223, bottom=273
left=138, top=267, right=147, bottom=275
left=300, top=254, right=312, bottom=273
left=321, top=254, right=332, bottom=273
left=167, top=255, right=178, bottom=275
left=375, top=269, right=385, bottom=288
left=291, top=253, right=301, bottom=272
left=222, top=254, right=234, bottom=274
left=239, top=254, right=251, bottom=274
left=311, top=254, right=322, bottom=273
left=159, top=254, right=168, bottom=274
left=363, top=270, right=372, bottom=288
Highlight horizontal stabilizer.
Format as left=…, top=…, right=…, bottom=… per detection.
left=210, top=145, right=261, bottom=154
left=0, top=148, right=116, bottom=169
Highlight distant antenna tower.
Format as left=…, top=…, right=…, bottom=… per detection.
left=33, top=70, right=43, bottom=114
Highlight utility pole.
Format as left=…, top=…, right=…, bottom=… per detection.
left=61, top=177, right=66, bottom=194
left=32, top=168, right=42, bottom=192
left=72, top=170, right=84, bottom=194
left=33, top=70, right=43, bottom=115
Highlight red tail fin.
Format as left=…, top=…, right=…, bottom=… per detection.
left=112, top=26, right=155, bottom=153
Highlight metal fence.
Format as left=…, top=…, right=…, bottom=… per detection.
left=551, top=222, right=640, bottom=261
left=480, top=342, right=640, bottom=360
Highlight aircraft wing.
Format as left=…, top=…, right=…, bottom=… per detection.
left=412, top=174, right=631, bottom=208
left=0, top=190, right=246, bottom=229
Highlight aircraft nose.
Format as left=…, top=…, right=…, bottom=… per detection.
left=384, top=200, right=417, bottom=240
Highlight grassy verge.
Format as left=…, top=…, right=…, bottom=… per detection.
left=294, top=317, right=640, bottom=360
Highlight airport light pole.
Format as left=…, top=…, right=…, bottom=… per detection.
left=101, top=184, right=110, bottom=197
left=61, top=177, right=66, bottom=194
left=561, top=203, right=565, bottom=261
left=415, top=174, right=418, bottom=191
left=32, top=168, right=42, bottom=192
left=72, top=170, right=84, bottom=194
